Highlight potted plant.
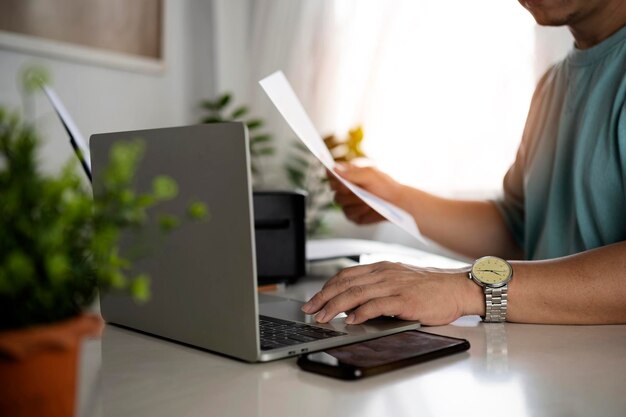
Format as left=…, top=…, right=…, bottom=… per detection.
left=0, top=107, right=206, bottom=417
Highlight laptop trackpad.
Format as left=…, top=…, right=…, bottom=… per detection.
left=258, top=293, right=419, bottom=332
left=258, top=294, right=313, bottom=323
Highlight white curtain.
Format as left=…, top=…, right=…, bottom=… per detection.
left=242, top=0, right=332, bottom=187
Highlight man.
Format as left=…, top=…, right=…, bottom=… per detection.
left=301, top=0, right=626, bottom=325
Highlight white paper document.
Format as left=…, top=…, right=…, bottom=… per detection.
left=259, top=71, right=425, bottom=243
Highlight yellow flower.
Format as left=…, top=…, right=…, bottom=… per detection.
left=346, top=126, right=366, bottom=159
left=323, top=125, right=367, bottom=162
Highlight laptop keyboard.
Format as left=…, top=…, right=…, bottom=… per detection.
left=259, top=315, right=347, bottom=351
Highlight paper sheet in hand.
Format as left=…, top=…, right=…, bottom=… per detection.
left=259, top=71, right=424, bottom=243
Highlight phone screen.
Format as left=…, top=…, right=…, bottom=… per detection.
left=297, top=330, right=469, bottom=380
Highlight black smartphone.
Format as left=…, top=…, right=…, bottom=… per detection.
left=297, top=330, right=470, bottom=380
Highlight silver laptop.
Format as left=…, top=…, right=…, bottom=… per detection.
left=90, top=123, right=420, bottom=362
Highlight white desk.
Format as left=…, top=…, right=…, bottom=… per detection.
left=78, top=261, right=626, bottom=417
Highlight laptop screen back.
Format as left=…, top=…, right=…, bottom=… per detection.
left=90, top=123, right=260, bottom=362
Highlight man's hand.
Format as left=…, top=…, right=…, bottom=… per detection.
left=301, top=261, right=482, bottom=326
left=328, top=164, right=405, bottom=224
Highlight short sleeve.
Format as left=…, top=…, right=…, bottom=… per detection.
left=492, top=67, right=558, bottom=252
left=617, top=101, right=626, bottom=195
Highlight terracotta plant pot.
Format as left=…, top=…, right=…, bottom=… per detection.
left=0, top=314, right=103, bottom=417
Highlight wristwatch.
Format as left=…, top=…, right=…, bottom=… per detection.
left=469, top=256, right=513, bottom=323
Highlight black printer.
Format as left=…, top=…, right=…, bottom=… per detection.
left=253, top=191, right=306, bottom=285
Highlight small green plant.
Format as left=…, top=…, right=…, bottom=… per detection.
left=200, top=93, right=274, bottom=187
left=0, top=108, right=207, bottom=330
left=285, top=142, right=336, bottom=237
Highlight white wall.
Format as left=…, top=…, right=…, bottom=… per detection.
left=534, top=25, right=574, bottom=79
left=0, top=0, right=215, bottom=176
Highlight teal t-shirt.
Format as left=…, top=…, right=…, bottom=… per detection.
left=496, top=25, right=626, bottom=260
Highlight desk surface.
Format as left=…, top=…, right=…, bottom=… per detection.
left=78, top=262, right=626, bottom=417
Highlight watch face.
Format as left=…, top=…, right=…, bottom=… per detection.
left=471, top=256, right=512, bottom=286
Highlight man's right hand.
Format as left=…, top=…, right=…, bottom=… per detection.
left=328, top=163, right=405, bottom=224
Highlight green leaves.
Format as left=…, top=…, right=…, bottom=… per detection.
left=130, top=275, right=150, bottom=303
left=158, top=214, right=180, bottom=232
left=187, top=201, right=209, bottom=220
left=201, top=93, right=232, bottom=111
left=251, top=134, right=272, bottom=144
left=21, top=65, right=52, bottom=93
left=230, top=106, right=248, bottom=119
left=201, top=116, right=222, bottom=124
left=152, top=176, right=178, bottom=200
left=246, top=119, right=264, bottom=130
left=5, top=251, right=35, bottom=282
left=107, top=139, right=144, bottom=187
left=45, top=254, right=70, bottom=285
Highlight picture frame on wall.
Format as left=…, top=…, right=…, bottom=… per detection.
left=0, top=0, right=164, bottom=74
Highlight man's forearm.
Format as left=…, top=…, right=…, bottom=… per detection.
left=394, top=185, right=523, bottom=260
left=463, top=241, right=626, bottom=324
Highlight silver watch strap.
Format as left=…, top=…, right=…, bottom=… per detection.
left=484, top=286, right=508, bottom=323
